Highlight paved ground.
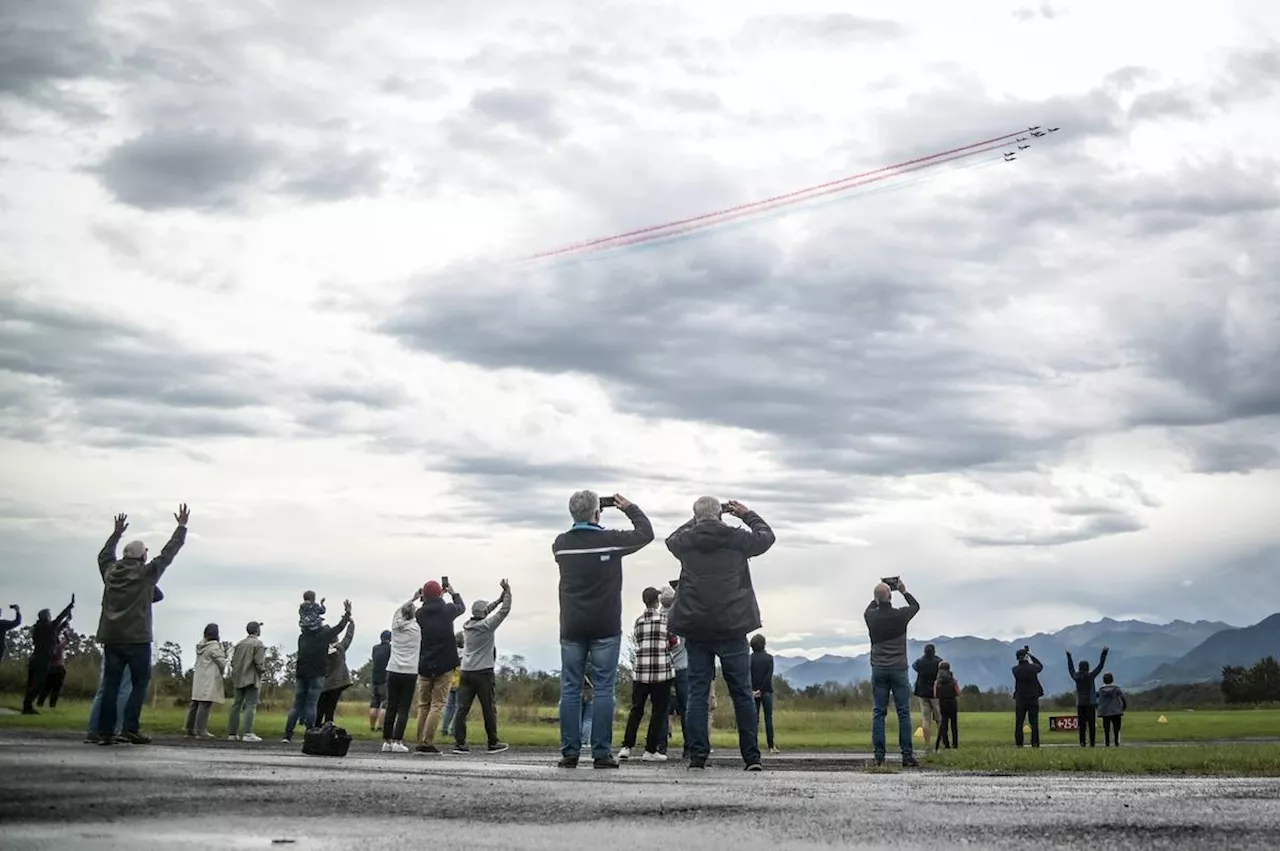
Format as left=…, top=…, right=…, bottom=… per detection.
left=2, top=733, right=1279, bottom=850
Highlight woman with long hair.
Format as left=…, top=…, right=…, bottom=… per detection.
left=185, top=623, right=227, bottom=738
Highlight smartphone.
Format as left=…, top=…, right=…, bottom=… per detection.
left=880, top=576, right=900, bottom=591
left=720, top=502, right=732, bottom=513
left=598, top=495, right=616, bottom=509
left=441, top=575, right=449, bottom=589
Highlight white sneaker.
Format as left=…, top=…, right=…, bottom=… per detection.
left=227, top=735, right=240, bottom=742
left=391, top=742, right=410, bottom=753
left=642, top=751, right=668, bottom=762
left=618, top=747, right=632, bottom=760
left=241, top=733, right=262, bottom=743
left=381, top=742, right=393, bottom=753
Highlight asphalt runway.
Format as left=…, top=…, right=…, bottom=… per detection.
left=2, top=733, right=1279, bottom=850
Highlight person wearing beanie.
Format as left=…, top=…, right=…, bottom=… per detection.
left=412, top=579, right=466, bottom=754
left=228, top=621, right=266, bottom=742
left=369, top=630, right=393, bottom=731
left=454, top=580, right=513, bottom=754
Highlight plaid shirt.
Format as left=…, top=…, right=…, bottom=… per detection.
left=632, top=606, right=674, bottom=683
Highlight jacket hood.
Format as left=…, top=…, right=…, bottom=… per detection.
left=682, top=520, right=739, bottom=552
left=196, top=638, right=220, bottom=654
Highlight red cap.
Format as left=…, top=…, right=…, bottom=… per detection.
left=422, top=580, right=443, bottom=599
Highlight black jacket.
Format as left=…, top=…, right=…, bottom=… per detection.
left=1067, top=648, right=1109, bottom=707
left=416, top=593, right=466, bottom=677
left=552, top=505, right=654, bottom=641
left=751, top=649, right=774, bottom=693
left=912, top=649, right=941, bottom=698
left=864, top=593, right=920, bottom=669
left=295, top=613, right=352, bottom=680
left=0, top=609, right=21, bottom=663
left=935, top=669, right=959, bottom=708
left=1012, top=656, right=1045, bottom=702
left=371, top=641, right=391, bottom=685
left=666, top=512, right=774, bottom=641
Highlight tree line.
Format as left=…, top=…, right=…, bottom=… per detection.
left=1222, top=657, right=1280, bottom=705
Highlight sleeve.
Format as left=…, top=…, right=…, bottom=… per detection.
left=1030, top=655, right=1044, bottom=672
left=1066, top=652, right=1076, bottom=680
left=933, top=681, right=939, bottom=698
left=730, top=511, right=776, bottom=558
left=766, top=656, right=774, bottom=683
left=1095, top=647, right=1109, bottom=676
left=449, top=593, right=466, bottom=618
left=324, top=613, right=352, bottom=642
left=339, top=620, right=355, bottom=651
left=53, top=600, right=75, bottom=629
left=152, top=586, right=165, bottom=603
left=954, top=681, right=961, bottom=697
left=664, top=517, right=698, bottom=556
left=900, top=591, right=921, bottom=621
left=98, top=531, right=123, bottom=577
left=1120, top=690, right=1128, bottom=711
left=392, top=602, right=416, bottom=631
left=597, top=504, right=655, bottom=557
left=145, top=526, right=188, bottom=579
left=912, top=658, right=921, bottom=672
left=0, top=616, right=19, bottom=631
left=253, top=642, right=266, bottom=672
left=475, top=588, right=512, bottom=632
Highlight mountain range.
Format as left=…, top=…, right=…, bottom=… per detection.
left=774, top=615, right=1278, bottom=693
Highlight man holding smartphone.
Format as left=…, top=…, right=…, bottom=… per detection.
left=413, top=578, right=465, bottom=754
left=864, top=577, right=921, bottom=767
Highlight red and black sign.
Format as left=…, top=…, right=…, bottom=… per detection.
left=1048, top=715, right=1079, bottom=732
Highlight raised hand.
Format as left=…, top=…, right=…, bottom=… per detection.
left=174, top=504, right=190, bottom=526
left=114, top=513, right=129, bottom=534
left=612, top=494, right=633, bottom=511
left=343, top=599, right=352, bottom=614
left=725, top=500, right=750, bottom=518
left=500, top=578, right=510, bottom=592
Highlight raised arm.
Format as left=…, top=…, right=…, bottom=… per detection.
left=726, top=503, right=776, bottom=558
left=474, top=581, right=512, bottom=632
left=1029, top=654, right=1044, bottom=673
left=1094, top=646, right=1109, bottom=678
left=146, top=507, right=190, bottom=580
left=99, top=513, right=128, bottom=577
left=338, top=619, right=355, bottom=652
left=323, top=602, right=353, bottom=642
left=1066, top=651, right=1076, bottom=680
left=52, top=596, right=75, bottom=630
left=597, top=497, right=655, bottom=556
left=0, top=607, right=21, bottom=631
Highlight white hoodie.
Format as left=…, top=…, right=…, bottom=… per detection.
left=388, top=601, right=421, bottom=675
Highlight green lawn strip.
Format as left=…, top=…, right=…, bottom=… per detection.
left=924, top=743, right=1280, bottom=776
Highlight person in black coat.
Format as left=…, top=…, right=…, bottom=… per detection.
left=1011, top=647, right=1044, bottom=748
left=912, top=644, right=942, bottom=751
left=23, top=596, right=75, bottom=715
left=749, top=634, right=777, bottom=754
left=1066, top=647, right=1109, bottom=747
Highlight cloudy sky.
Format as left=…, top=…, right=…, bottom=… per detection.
left=2, top=0, right=1278, bottom=672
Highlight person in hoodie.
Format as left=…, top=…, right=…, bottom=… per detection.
left=453, top=579, right=513, bottom=754
left=750, top=634, right=778, bottom=755
left=1012, top=646, right=1045, bottom=748
left=185, top=623, right=227, bottom=738
left=864, top=579, right=922, bottom=768
left=316, top=617, right=356, bottom=726
left=1097, top=672, right=1128, bottom=747
left=414, top=580, right=466, bottom=754
left=667, top=497, right=776, bottom=772
left=1066, top=646, right=1109, bottom=748
left=228, top=622, right=266, bottom=742
left=369, top=630, right=392, bottom=732
left=912, top=643, right=942, bottom=753
left=24, top=597, right=75, bottom=714
left=95, top=505, right=189, bottom=745
left=283, top=599, right=352, bottom=744
left=553, top=490, right=655, bottom=769
left=381, top=594, right=422, bottom=754
left=85, top=586, right=164, bottom=744
left=933, top=661, right=960, bottom=749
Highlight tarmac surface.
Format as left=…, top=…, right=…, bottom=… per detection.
left=2, top=732, right=1279, bottom=850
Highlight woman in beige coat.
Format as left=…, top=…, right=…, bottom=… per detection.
left=185, top=623, right=228, bottom=738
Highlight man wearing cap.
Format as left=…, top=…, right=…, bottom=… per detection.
left=454, top=579, right=513, bottom=754
left=413, top=579, right=466, bottom=754
left=369, top=629, right=393, bottom=732
left=95, top=504, right=190, bottom=745
left=228, top=621, right=266, bottom=742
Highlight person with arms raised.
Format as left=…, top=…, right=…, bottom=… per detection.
left=414, top=579, right=466, bottom=754
left=864, top=578, right=921, bottom=767
left=553, top=490, right=654, bottom=769
left=22, top=594, right=75, bottom=715
left=95, top=505, right=189, bottom=745
left=381, top=593, right=422, bottom=754
left=454, top=579, right=513, bottom=754
left=283, top=599, right=352, bottom=744
left=1066, top=646, right=1109, bottom=748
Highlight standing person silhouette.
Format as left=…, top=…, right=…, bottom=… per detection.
left=1012, top=647, right=1045, bottom=748
left=1066, top=647, right=1109, bottom=747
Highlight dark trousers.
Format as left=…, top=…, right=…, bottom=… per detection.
left=316, top=685, right=349, bottom=725
left=1103, top=714, right=1123, bottom=746
left=662, top=668, right=689, bottom=755
left=754, top=692, right=775, bottom=748
left=23, top=656, right=51, bottom=711
left=99, top=642, right=152, bottom=736
left=1077, top=705, right=1097, bottom=747
left=37, top=666, right=67, bottom=707
left=936, top=704, right=959, bottom=749
left=383, top=672, right=417, bottom=741
left=455, top=669, right=499, bottom=747
left=1015, top=698, right=1040, bottom=747
left=623, top=679, right=673, bottom=753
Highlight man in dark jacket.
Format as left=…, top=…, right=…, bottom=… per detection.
left=864, top=579, right=921, bottom=767
left=912, top=643, right=942, bottom=752
left=667, top=497, right=775, bottom=771
left=553, top=490, right=654, bottom=769
left=282, top=599, right=352, bottom=743
left=414, top=579, right=466, bottom=754
left=0, top=604, right=20, bottom=663
left=369, top=630, right=392, bottom=731
left=1066, top=646, right=1109, bottom=747
left=96, top=505, right=189, bottom=745
left=749, top=634, right=777, bottom=754
left=22, top=595, right=75, bottom=714
left=1012, top=647, right=1045, bottom=747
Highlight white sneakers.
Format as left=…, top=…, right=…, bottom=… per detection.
left=227, top=735, right=240, bottom=742
left=618, top=747, right=632, bottom=760
left=241, top=733, right=263, bottom=743
left=641, top=751, right=668, bottom=762
left=381, top=741, right=409, bottom=753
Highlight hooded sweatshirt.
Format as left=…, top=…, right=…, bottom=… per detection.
left=461, top=587, right=512, bottom=672
left=912, top=648, right=941, bottom=698
left=1097, top=683, right=1128, bottom=717
left=388, top=602, right=421, bottom=675
left=191, top=637, right=227, bottom=703
left=934, top=669, right=960, bottom=708
left=96, top=526, right=186, bottom=644
left=666, top=512, right=775, bottom=641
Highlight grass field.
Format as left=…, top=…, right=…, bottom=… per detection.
left=2, top=700, right=1277, bottom=757
left=927, top=744, right=1280, bottom=775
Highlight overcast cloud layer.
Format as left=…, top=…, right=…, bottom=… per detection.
left=1, top=1, right=1278, bottom=671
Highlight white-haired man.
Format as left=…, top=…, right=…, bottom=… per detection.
left=864, top=578, right=921, bottom=767
left=95, top=505, right=190, bottom=745
left=553, top=490, right=654, bottom=769
left=666, top=497, right=775, bottom=771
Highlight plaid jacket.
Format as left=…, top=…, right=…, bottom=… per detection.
left=632, top=606, right=674, bottom=683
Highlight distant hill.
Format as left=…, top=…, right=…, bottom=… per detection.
left=779, top=617, right=1239, bottom=693
left=1143, top=614, right=1280, bottom=686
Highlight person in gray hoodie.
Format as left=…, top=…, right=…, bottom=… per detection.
left=454, top=580, right=512, bottom=754
left=1097, top=673, right=1128, bottom=747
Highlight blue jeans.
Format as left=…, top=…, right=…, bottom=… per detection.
left=685, top=637, right=759, bottom=766
left=87, top=654, right=133, bottom=736
left=871, top=666, right=914, bottom=760
left=581, top=698, right=593, bottom=743
left=284, top=675, right=326, bottom=739
left=664, top=667, right=689, bottom=752
left=98, top=643, right=151, bottom=736
left=559, top=634, right=621, bottom=760
left=441, top=688, right=458, bottom=737
left=228, top=686, right=259, bottom=736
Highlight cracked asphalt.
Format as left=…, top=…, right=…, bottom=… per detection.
left=2, top=732, right=1279, bottom=850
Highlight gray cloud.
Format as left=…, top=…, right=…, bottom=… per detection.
left=958, top=510, right=1146, bottom=548
left=738, top=14, right=906, bottom=44
left=468, top=88, right=565, bottom=143
left=0, top=0, right=110, bottom=112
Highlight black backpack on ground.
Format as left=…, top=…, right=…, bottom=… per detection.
left=302, top=723, right=352, bottom=757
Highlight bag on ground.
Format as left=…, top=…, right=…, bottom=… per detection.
left=301, top=722, right=352, bottom=757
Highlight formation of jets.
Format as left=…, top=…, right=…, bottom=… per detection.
left=1005, top=125, right=1060, bottom=162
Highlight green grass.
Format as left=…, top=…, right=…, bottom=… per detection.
left=925, top=743, right=1280, bottom=776
left=3, top=700, right=1278, bottom=754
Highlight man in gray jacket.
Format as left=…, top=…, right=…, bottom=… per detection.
left=228, top=622, right=266, bottom=742
left=863, top=578, right=921, bottom=767
left=454, top=579, right=512, bottom=754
